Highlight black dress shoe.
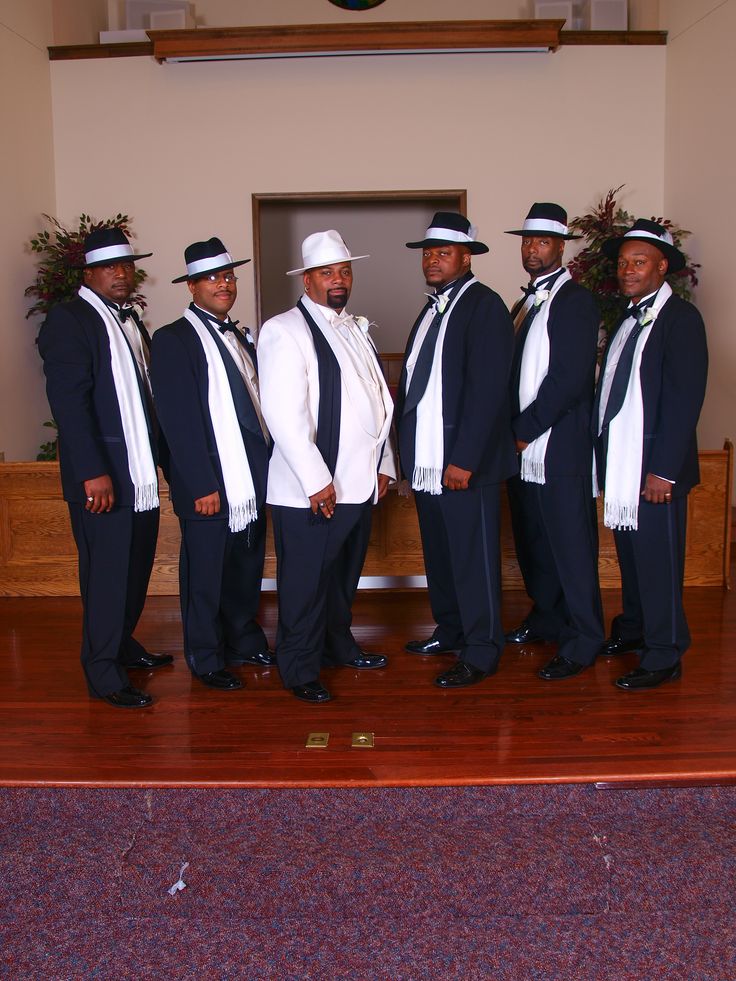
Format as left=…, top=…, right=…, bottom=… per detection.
left=195, top=669, right=243, bottom=691
left=292, top=681, right=332, bottom=703
left=505, top=623, right=544, bottom=644
left=615, top=663, right=682, bottom=691
left=434, top=661, right=491, bottom=688
left=227, top=650, right=277, bottom=667
left=102, top=685, right=153, bottom=709
left=601, top=635, right=645, bottom=657
left=538, top=655, right=587, bottom=681
left=405, top=638, right=457, bottom=655
left=124, top=652, right=174, bottom=669
left=344, top=653, right=388, bottom=669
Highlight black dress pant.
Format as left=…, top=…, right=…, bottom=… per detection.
left=179, top=513, right=267, bottom=676
left=507, top=473, right=604, bottom=665
left=414, top=483, right=504, bottom=674
left=612, top=494, right=689, bottom=670
left=69, top=503, right=159, bottom=697
left=271, top=500, right=372, bottom=688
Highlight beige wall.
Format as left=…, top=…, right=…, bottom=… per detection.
left=662, top=0, right=735, bottom=454
left=0, top=1, right=56, bottom=460
left=50, top=45, right=665, bottom=342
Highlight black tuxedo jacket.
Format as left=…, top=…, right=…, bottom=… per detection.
left=396, top=280, right=517, bottom=487
left=594, top=293, right=708, bottom=496
left=150, top=316, right=270, bottom=519
left=38, top=297, right=160, bottom=507
left=510, top=279, right=600, bottom=478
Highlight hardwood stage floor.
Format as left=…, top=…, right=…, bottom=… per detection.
left=1, top=583, right=735, bottom=788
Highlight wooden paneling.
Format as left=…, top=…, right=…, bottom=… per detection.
left=0, top=444, right=731, bottom=595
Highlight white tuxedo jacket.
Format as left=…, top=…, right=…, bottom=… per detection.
left=258, top=297, right=397, bottom=508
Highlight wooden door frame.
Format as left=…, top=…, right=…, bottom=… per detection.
left=251, top=189, right=467, bottom=326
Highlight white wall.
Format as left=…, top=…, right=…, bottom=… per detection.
left=663, top=0, right=735, bottom=454
left=0, top=1, right=57, bottom=459
left=50, top=45, right=665, bottom=340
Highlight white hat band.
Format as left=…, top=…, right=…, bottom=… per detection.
left=424, top=226, right=476, bottom=244
left=187, top=252, right=233, bottom=276
left=85, top=243, right=135, bottom=264
left=623, top=228, right=674, bottom=247
left=522, top=218, right=568, bottom=236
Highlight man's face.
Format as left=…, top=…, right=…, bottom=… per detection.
left=521, top=235, right=565, bottom=279
left=84, top=260, right=136, bottom=304
left=616, top=241, right=668, bottom=303
left=303, top=262, right=353, bottom=312
left=188, top=268, right=238, bottom=318
left=422, top=245, right=471, bottom=291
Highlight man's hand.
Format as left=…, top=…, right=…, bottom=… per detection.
left=443, top=464, right=472, bottom=491
left=377, top=473, right=391, bottom=501
left=84, top=474, right=115, bottom=513
left=641, top=473, right=674, bottom=504
left=195, top=491, right=221, bottom=516
left=309, top=481, right=336, bottom=518
left=515, top=439, right=529, bottom=453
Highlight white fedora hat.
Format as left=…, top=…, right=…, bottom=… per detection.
left=286, top=229, right=370, bottom=276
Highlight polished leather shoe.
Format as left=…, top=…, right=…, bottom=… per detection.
left=434, top=661, right=491, bottom=688
left=601, top=635, right=645, bottom=657
left=615, top=663, right=682, bottom=691
left=538, top=655, right=587, bottom=681
left=124, top=652, right=174, bottom=669
left=505, top=623, right=544, bottom=644
left=227, top=650, right=277, bottom=667
left=345, top=653, right=387, bottom=669
left=405, top=638, right=457, bottom=655
left=195, top=669, right=243, bottom=691
left=292, top=681, right=332, bottom=703
left=102, top=685, right=153, bottom=709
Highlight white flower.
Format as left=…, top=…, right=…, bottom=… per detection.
left=639, top=307, right=658, bottom=327
left=245, top=330, right=256, bottom=345
left=436, top=294, right=450, bottom=314
left=534, top=288, right=550, bottom=307
left=354, top=315, right=375, bottom=333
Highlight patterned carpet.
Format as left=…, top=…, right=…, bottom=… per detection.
left=2, top=785, right=735, bottom=979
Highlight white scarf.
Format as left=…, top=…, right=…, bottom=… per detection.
left=184, top=308, right=258, bottom=532
left=406, top=277, right=476, bottom=494
left=518, top=269, right=571, bottom=484
left=79, top=286, right=158, bottom=511
left=599, top=283, right=672, bottom=531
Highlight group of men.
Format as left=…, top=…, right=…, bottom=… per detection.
left=38, top=203, right=708, bottom=709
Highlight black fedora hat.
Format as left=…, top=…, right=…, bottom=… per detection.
left=82, top=227, right=152, bottom=268
left=602, top=218, right=686, bottom=273
left=172, top=237, right=251, bottom=284
left=505, top=202, right=581, bottom=240
left=406, top=212, right=489, bottom=255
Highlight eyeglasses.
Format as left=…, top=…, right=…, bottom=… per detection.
left=202, top=272, right=237, bottom=284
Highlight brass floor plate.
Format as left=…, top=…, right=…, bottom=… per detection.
left=305, top=732, right=329, bottom=748
left=351, top=731, right=375, bottom=748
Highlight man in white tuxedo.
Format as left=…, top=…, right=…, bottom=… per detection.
left=258, top=230, right=397, bottom=703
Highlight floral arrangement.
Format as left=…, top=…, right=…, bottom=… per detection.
left=25, top=213, right=149, bottom=459
left=567, top=186, right=700, bottom=336
left=25, top=213, right=148, bottom=321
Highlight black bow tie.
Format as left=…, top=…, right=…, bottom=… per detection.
left=196, top=306, right=240, bottom=333
left=520, top=282, right=537, bottom=299
left=117, top=306, right=137, bottom=324
left=626, top=299, right=654, bottom=324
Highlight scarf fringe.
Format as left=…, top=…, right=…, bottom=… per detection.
left=604, top=498, right=639, bottom=532
left=229, top=498, right=259, bottom=534
left=411, top=465, right=443, bottom=496
left=520, top=456, right=546, bottom=485
left=134, top=483, right=160, bottom=513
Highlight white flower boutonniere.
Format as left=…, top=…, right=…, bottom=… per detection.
left=639, top=307, right=658, bottom=327
left=534, top=288, right=550, bottom=307
left=245, top=330, right=256, bottom=345
left=436, top=294, right=450, bottom=314
left=354, top=315, right=376, bottom=334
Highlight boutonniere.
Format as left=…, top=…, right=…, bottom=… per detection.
left=639, top=307, right=658, bottom=327
left=245, top=329, right=256, bottom=345
left=534, top=289, right=550, bottom=307
left=425, top=293, right=450, bottom=314
left=354, top=316, right=376, bottom=334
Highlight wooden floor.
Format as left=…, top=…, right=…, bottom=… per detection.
left=2, top=580, right=736, bottom=788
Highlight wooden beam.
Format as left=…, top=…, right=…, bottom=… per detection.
left=561, top=29, right=667, bottom=45
left=146, top=20, right=563, bottom=62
